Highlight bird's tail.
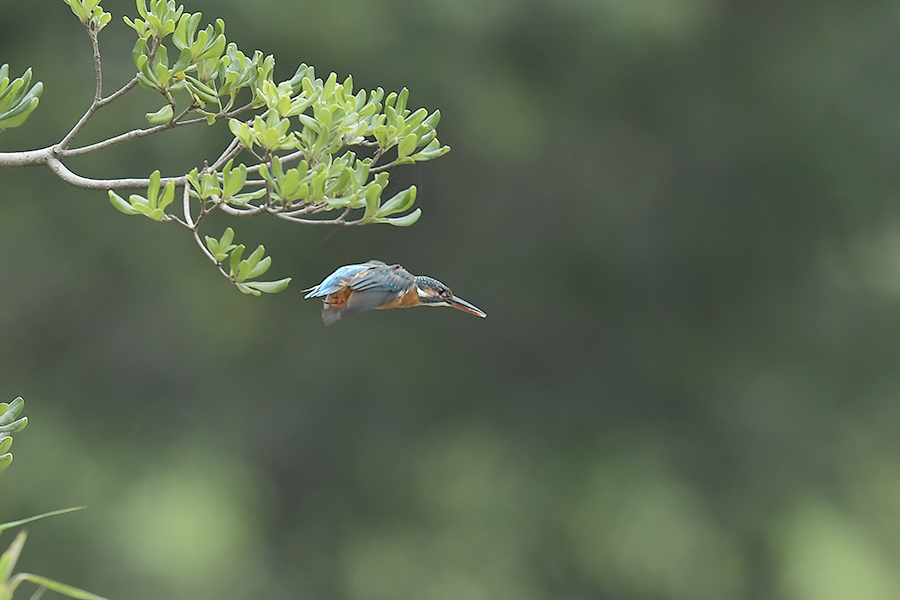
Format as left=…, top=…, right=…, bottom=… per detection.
left=321, top=304, right=343, bottom=326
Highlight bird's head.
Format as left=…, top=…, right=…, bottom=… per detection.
left=414, top=275, right=487, bottom=318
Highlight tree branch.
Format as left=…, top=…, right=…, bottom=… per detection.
left=182, top=181, right=196, bottom=229
left=0, top=147, right=52, bottom=168
left=216, top=202, right=266, bottom=217
left=45, top=154, right=188, bottom=189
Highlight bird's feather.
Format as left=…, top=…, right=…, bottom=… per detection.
left=321, top=288, right=404, bottom=325
left=349, top=263, right=415, bottom=292
left=303, top=260, right=387, bottom=298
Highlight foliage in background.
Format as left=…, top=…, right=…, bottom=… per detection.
left=0, top=0, right=449, bottom=295
left=0, top=398, right=105, bottom=600
left=0, top=509, right=107, bottom=600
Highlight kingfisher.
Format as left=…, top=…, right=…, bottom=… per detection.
left=304, top=260, right=487, bottom=325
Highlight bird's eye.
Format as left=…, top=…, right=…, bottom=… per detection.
left=440, top=288, right=452, bottom=299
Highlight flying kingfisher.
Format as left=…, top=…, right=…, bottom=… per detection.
left=304, top=260, right=487, bottom=325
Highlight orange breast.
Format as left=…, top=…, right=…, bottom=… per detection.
left=376, top=288, right=421, bottom=310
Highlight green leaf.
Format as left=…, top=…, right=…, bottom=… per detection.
left=0, top=398, right=24, bottom=426
left=0, top=532, right=26, bottom=582
left=0, top=454, right=10, bottom=476
left=91, top=9, right=112, bottom=33
left=157, top=180, right=176, bottom=212
left=314, top=104, right=333, bottom=130
left=242, top=278, right=292, bottom=294
left=235, top=283, right=259, bottom=295
left=228, top=119, right=254, bottom=148
left=229, top=244, right=245, bottom=277
left=248, top=256, right=271, bottom=278
left=396, top=133, right=417, bottom=159
left=204, top=235, right=220, bottom=259
left=245, top=244, right=265, bottom=267
left=62, top=0, right=88, bottom=21
left=228, top=188, right=266, bottom=205
left=128, top=194, right=150, bottom=210
left=362, top=184, right=382, bottom=220
left=146, top=170, right=161, bottom=207
left=405, top=107, right=428, bottom=131
left=270, top=155, right=284, bottom=184
left=377, top=208, right=422, bottom=227
left=410, top=139, right=451, bottom=161
left=199, top=171, right=220, bottom=199
left=375, top=185, right=416, bottom=218
left=0, top=74, right=43, bottom=130
left=221, top=160, right=246, bottom=199
left=145, top=104, right=173, bottom=125
left=109, top=191, right=140, bottom=215
left=0, top=418, right=26, bottom=434
left=14, top=574, right=109, bottom=600
left=236, top=245, right=267, bottom=281
left=422, top=109, right=442, bottom=129
left=220, top=227, right=235, bottom=248
left=296, top=113, right=320, bottom=132
left=0, top=507, right=86, bottom=533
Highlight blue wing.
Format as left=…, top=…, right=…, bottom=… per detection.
left=349, top=263, right=415, bottom=292
left=303, top=260, right=388, bottom=298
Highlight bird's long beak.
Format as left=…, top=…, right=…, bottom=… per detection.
left=448, top=295, right=487, bottom=318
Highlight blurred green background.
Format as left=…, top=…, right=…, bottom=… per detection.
left=3, top=0, right=900, bottom=599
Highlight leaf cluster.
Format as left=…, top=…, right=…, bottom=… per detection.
left=0, top=397, right=105, bottom=600
left=113, top=0, right=451, bottom=291
left=203, top=227, right=290, bottom=295
left=0, top=66, right=42, bottom=131
left=0, top=398, right=27, bottom=476
left=2, top=0, right=452, bottom=295
left=108, top=170, right=174, bottom=221
left=61, top=0, right=111, bottom=32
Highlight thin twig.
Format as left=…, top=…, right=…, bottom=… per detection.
left=59, top=32, right=150, bottom=150
left=190, top=227, right=240, bottom=283
left=193, top=228, right=220, bottom=266
left=281, top=204, right=330, bottom=217
left=166, top=213, right=189, bottom=228
left=368, top=148, right=385, bottom=169
left=89, top=26, right=102, bottom=102
left=244, top=149, right=307, bottom=174
left=211, top=137, right=242, bottom=170
left=64, top=105, right=194, bottom=157
left=99, top=75, right=139, bottom=106
left=176, top=100, right=258, bottom=127
left=58, top=27, right=104, bottom=149
left=370, top=159, right=402, bottom=173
